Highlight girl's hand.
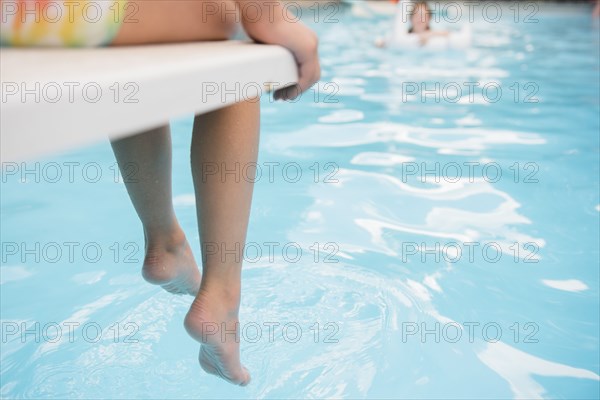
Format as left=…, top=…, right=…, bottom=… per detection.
left=272, top=25, right=320, bottom=101
left=238, top=1, right=321, bottom=101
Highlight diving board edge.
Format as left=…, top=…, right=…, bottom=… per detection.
left=0, top=41, right=299, bottom=162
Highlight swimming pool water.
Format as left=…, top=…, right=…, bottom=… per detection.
left=1, top=2, right=599, bottom=399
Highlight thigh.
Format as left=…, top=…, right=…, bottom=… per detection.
left=111, top=0, right=239, bottom=45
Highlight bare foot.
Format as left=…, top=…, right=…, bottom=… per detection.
left=141, top=229, right=201, bottom=296
left=184, top=287, right=251, bottom=386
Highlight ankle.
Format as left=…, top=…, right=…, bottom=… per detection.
left=200, top=277, right=241, bottom=300
left=144, top=223, right=187, bottom=250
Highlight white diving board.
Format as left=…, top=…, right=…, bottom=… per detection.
left=0, top=41, right=298, bottom=162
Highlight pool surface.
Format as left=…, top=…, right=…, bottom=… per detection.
left=1, top=2, right=599, bottom=399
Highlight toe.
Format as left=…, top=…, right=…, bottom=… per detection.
left=238, top=367, right=251, bottom=386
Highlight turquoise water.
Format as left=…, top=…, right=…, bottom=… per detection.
left=1, top=2, right=599, bottom=399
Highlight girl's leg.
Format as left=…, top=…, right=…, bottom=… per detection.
left=184, top=99, right=260, bottom=386
left=109, top=0, right=240, bottom=296
left=111, top=0, right=255, bottom=384
left=111, top=126, right=201, bottom=295
left=111, top=0, right=238, bottom=45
